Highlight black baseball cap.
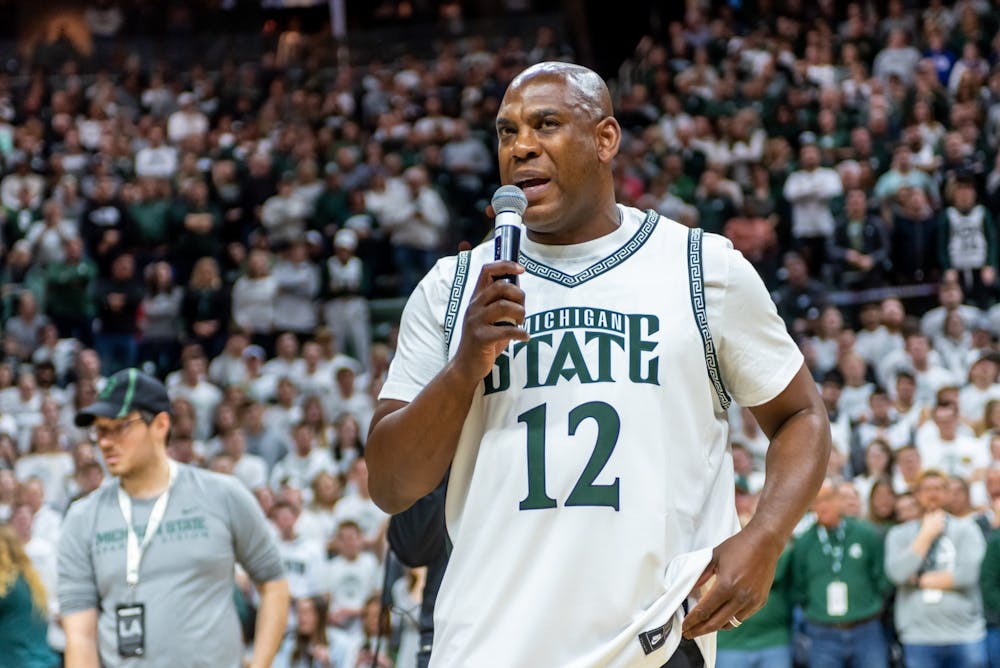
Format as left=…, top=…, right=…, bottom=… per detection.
left=75, top=368, right=172, bottom=427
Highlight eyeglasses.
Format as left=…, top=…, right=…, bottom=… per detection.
left=88, top=417, right=147, bottom=443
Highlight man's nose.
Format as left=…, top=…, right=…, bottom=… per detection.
left=512, top=129, right=540, bottom=159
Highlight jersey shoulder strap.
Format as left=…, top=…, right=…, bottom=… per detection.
left=443, top=250, right=472, bottom=356
left=686, top=226, right=732, bottom=410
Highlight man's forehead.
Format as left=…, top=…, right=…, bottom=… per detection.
left=499, top=78, right=572, bottom=111
left=499, top=72, right=606, bottom=121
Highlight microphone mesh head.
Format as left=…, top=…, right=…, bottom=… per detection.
left=492, top=185, right=528, bottom=216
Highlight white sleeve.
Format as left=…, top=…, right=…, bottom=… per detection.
left=378, top=257, right=455, bottom=402
left=710, top=238, right=804, bottom=407
left=782, top=171, right=810, bottom=201
left=817, top=169, right=843, bottom=199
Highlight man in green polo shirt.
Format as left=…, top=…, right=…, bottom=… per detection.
left=981, top=527, right=1000, bottom=668
left=791, top=478, right=893, bottom=667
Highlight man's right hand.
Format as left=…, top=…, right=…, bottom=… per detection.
left=452, top=261, right=530, bottom=384
left=919, top=509, right=947, bottom=540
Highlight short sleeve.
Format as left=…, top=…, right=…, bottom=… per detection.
left=224, top=477, right=285, bottom=584
left=57, top=498, right=99, bottom=615
left=379, top=257, right=455, bottom=403
left=710, top=238, right=804, bottom=407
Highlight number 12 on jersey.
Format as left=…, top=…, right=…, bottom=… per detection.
left=518, top=401, right=621, bottom=511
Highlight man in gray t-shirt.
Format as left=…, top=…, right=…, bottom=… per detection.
left=58, top=368, right=289, bottom=667
left=885, top=469, right=988, bottom=666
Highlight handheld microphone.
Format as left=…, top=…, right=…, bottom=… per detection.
left=491, top=185, right=527, bottom=326
left=492, top=185, right=528, bottom=284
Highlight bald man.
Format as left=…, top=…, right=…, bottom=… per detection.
left=367, top=62, right=830, bottom=667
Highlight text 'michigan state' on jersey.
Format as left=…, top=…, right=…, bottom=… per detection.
left=379, top=205, right=804, bottom=667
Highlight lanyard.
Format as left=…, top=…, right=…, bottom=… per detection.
left=117, top=460, right=177, bottom=589
left=817, top=522, right=846, bottom=575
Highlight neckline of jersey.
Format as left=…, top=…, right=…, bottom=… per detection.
left=521, top=204, right=634, bottom=262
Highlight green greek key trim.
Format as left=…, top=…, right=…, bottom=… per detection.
left=444, top=251, right=472, bottom=354
left=687, top=229, right=731, bottom=410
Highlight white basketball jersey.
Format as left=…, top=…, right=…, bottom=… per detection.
left=945, top=205, right=988, bottom=270
left=381, top=206, right=803, bottom=667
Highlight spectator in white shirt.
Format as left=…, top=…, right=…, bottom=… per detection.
left=933, top=311, right=976, bottom=379
left=320, top=520, right=381, bottom=639
left=855, top=387, right=913, bottom=452
left=892, top=446, right=924, bottom=496
left=270, top=422, right=336, bottom=492
left=167, top=346, right=223, bottom=441
left=14, top=424, right=74, bottom=511
left=331, top=458, right=388, bottom=549
left=298, top=472, right=343, bottom=548
left=263, top=378, right=303, bottom=437
left=873, top=29, right=922, bottom=86
left=857, top=298, right=906, bottom=381
left=1, top=371, right=44, bottom=454
left=221, top=428, right=269, bottom=491
left=208, top=331, right=251, bottom=389
left=960, top=353, right=1000, bottom=430
left=24, top=200, right=78, bottom=266
left=921, top=281, right=983, bottom=341
left=272, top=240, right=320, bottom=337
left=323, top=367, right=374, bottom=436
left=232, top=248, right=278, bottom=348
left=261, top=175, right=310, bottom=246
left=167, top=92, right=208, bottom=144
left=782, top=142, right=843, bottom=275
left=262, top=332, right=300, bottom=381
left=133, top=125, right=178, bottom=179
left=4, top=291, right=50, bottom=362
left=240, top=348, right=277, bottom=405
left=322, top=229, right=371, bottom=371
left=0, top=157, right=45, bottom=210
left=886, top=332, right=958, bottom=408
left=292, top=341, right=335, bottom=400
left=837, top=352, right=875, bottom=422
left=380, top=165, right=449, bottom=295
left=916, top=402, right=989, bottom=480
left=270, top=500, right=325, bottom=601
left=16, top=477, right=61, bottom=548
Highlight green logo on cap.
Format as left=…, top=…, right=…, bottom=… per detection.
left=99, top=377, right=118, bottom=399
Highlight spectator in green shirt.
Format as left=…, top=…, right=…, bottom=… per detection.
left=717, top=487, right=794, bottom=668
left=43, top=237, right=96, bottom=346
left=979, top=528, right=1000, bottom=668
left=125, top=178, right=172, bottom=263
left=0, top=524, right=58, bottom=668
left=792, top=478, right=893, bottom=667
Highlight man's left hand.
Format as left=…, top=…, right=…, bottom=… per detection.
left=680, top=526, right=782, bottom=639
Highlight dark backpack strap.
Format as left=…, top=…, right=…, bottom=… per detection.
left=686, top=228, right=731, bottom=410
left=443, top=250, right=472, bottom=356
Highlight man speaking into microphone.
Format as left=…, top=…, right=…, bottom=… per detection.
left=367, top=62, right=830, bottom=667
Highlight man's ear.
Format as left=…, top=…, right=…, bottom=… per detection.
left=595, top=116, right=622, bottom=165
left=151, top=411, right=171, bottom=438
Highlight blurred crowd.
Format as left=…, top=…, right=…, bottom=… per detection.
left=4, top=0, right=1000, bottom=666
